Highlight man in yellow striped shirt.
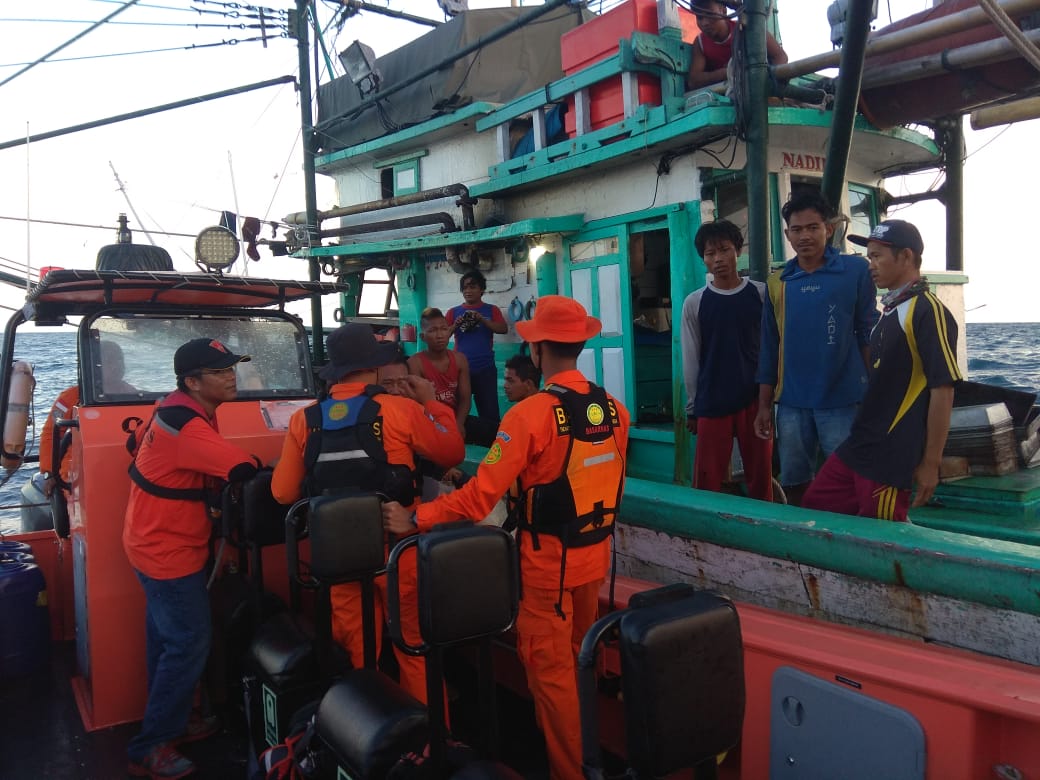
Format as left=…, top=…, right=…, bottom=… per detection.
left=803, top=220, right=961, bottom=522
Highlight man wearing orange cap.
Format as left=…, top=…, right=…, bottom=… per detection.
left=384, top=296, right=630, bottom=780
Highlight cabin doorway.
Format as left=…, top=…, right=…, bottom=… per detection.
left=562, top=224, right=631, bottom=409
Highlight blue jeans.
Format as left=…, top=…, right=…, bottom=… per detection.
left=469, top=364, right=501, bottom=430
left=127, top=568, right=211, bottom=761
left=775, top=404, right=858, bottom=487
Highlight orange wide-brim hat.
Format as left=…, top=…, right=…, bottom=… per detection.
left=515, top=295, right=601, bottom=343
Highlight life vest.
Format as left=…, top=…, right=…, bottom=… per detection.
left=126, top=405, right=220, bottom=507
left=513, top=383, right=625, bottom=549
left=301, top=386, right=419, bottom=505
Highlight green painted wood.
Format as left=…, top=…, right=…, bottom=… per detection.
left=668, top=205, right=701, bottom=485
left=768, top=172, right=786, bottom=266
left=474, top=103, right=939, bottom=198
left=618, top=477, right=1040, bottom=616
left=303, top=215, right=585, bottom=258
left=339, top=271, right=362, bottom=319
left=535, top=251, right=558, bottom=297
left=474, top=40, right=678, bottom=133
left=314, top=102, right=498, bottom=169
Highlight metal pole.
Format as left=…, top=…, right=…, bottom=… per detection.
left=943, top=118, right=965, bottom=273
left=821, top=0, right=873, bottom=211
left=297, top=0, right=325, bottom=363
left=744, top=0, right=770, bottom=283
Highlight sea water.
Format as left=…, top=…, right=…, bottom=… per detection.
left=1, top=325, right=1038, bottom=534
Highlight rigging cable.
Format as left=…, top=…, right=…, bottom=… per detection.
left=0, top=0, right=142, bottom=89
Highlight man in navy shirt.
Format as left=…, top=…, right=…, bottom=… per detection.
left=681, top=220, right=772, bottom=500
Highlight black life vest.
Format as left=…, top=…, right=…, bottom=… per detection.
left=301, top=386, right=419, bottom=505
left=513, top=383, right=625, bottom=549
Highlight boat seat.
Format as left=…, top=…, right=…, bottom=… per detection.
left=247, top=494, right=388, bottom=750
left=248, top=612, right=316, bottom=684
left=578, top=583, right=745, bottom=780
left=317, top=523, right=520, bottom=780
left=316, top=670, right=429, bottom=779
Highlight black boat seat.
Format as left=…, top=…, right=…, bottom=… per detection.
left=316, top=670, right=429, bottom=779
left=248, top=612, right=316, bottom=684
left=579, top=584, right=745, bottom=780
left=241, top=468, right=289, bottom=548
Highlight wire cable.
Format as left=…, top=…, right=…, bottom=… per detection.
left=0, top=0, right=143, bottom=89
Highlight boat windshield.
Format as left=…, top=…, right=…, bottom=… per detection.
left=83, top=313, right=313, bottom=403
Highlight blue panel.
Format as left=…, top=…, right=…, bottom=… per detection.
left=770, top=666, right=925, bottom=780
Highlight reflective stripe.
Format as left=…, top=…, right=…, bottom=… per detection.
left=315, top=449, right=368, bottom=462
left=582, top=452, right=616, bottom=468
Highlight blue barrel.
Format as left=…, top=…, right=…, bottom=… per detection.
left=0, top=541, right=32, bottom=557
left=0, top=559, right=50, bottom=678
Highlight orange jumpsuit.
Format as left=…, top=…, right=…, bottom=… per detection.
left=418, top=369, right=630, bottom=780
left=39, top=385, right=79, bottom=483
left=271, top=382, right=464, bottom=705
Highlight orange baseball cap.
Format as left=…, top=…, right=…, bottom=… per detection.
left=515, top=295, right=601, bottom=343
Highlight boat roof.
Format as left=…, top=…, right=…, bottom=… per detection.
left=25, top=269, right=346, bottom=317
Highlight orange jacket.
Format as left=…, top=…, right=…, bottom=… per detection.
left=39, top=385, right=79, bottom=481
left=122, top=391, right=257, bottom=579
left=418, top=370, right=630, bottom=589
left=271, top=381, right=465, bottom=507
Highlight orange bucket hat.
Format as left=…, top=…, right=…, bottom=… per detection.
left=515, top=295, right=601, bottom=343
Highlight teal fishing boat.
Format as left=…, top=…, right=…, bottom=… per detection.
left=2, top=2, right=1039, bottom=778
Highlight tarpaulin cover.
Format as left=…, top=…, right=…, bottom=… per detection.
left=316, top=7, right=590, bottom=155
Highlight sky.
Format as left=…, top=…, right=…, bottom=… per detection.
left=0, top=0, right=1037, bottom=323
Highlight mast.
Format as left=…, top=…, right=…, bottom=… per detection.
left=744, top=0, right=770, bottom=283
left=295, top=0, right=325, bottom=363
left=820, top=0, right=873, bottom=212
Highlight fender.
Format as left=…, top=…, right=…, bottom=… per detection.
left=3, top=361, right=36, bottom=470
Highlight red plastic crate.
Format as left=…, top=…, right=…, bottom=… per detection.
left=561, top=0, right=697, bottom=135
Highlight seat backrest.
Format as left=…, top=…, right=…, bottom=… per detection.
left=415, top=523, right=519, bottom=648
left=308, top=494, right=386, bottom=582
left=618, top=589, right=745, bottom=777
left=241, top=469, right=290, bottom=548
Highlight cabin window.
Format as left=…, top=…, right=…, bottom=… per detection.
left=700, top=171, right=753, bottom=272
left=847, top=184, right=879, bottom=244
left=84, top=314, right=312, bottom=403
left=374, top=150, right=427, bottom=198
left=357, top=267, right=399, bottom=316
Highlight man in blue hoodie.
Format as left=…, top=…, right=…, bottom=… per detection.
left=754, top=191, right=879, bottom=505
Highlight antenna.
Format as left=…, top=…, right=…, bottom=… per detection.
left=109, top=162, right=158, bottom=246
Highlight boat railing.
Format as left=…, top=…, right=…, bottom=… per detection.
left=471, top=27, right=714, bottom=193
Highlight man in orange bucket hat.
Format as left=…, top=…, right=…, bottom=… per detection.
left=384, top=295, right=630, bottom=780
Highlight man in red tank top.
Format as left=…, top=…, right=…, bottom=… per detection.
left=407, top=307, right=471, bottom=436
left=687, top=0, right=788, bottom=90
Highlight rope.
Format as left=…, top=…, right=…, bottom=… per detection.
left=978, top=0, right=1040, bottom=73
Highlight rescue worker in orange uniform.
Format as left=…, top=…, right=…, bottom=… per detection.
left=40, top=340, right=135, bottom=496
left=271, top=323, right=464, bottom=705
left=123, top=338, right=260, bottom=779
left=384, top=296, right=630, bottom=780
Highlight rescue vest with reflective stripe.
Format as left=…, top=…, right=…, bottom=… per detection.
left=126, top=405, right=212, bottom=503
left=301, top=386, right=419, bottom=504
left=515, top=383, right=625, bottom=548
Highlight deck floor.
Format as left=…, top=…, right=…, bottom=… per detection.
left=1, top=641, right=553, bottom=779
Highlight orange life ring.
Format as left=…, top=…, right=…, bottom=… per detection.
left=3, top=361, right=36, bottom=471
